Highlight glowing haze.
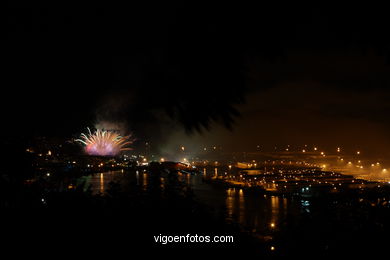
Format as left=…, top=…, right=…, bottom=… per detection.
left=76, top=128, right=133, bottom=156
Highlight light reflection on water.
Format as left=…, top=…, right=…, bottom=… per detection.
left=196, top=167, right=300, bottom=234
left=89, top=170, right=128, bottom=194
left=99, top=173, right=104, bottom=194
left=142, top=172, right=148, bottom=190
left=270, top=196, right=279, bottom=225
left=89, top=168, right=301, bottom=235
left=223, top=187, right=293, bottom=233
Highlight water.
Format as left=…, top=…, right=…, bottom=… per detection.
left=189, top=172, right=301, bottom=236
left=89, top=170, right=126, bottom=194
left=84, top=166, right=390, bottom=256
left=89, top=168, right=302, bottom=237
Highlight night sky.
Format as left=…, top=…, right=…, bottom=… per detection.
left=3, top=3, right=390, bottom=155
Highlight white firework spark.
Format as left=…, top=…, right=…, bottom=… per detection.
left=76, top=128, right=133, bottom=156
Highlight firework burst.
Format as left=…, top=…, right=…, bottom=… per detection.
left=76, top=128, right=133, bottom=156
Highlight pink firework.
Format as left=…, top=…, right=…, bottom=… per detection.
left=76, top=128, right=133, bottom=156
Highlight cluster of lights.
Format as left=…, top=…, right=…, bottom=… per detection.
left=209, top=166, right=365, bottom=192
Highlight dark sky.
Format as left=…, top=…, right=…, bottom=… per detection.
left=178, top=50, right=390, bottom=156
left=3, top=3, right=390, bottom=155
